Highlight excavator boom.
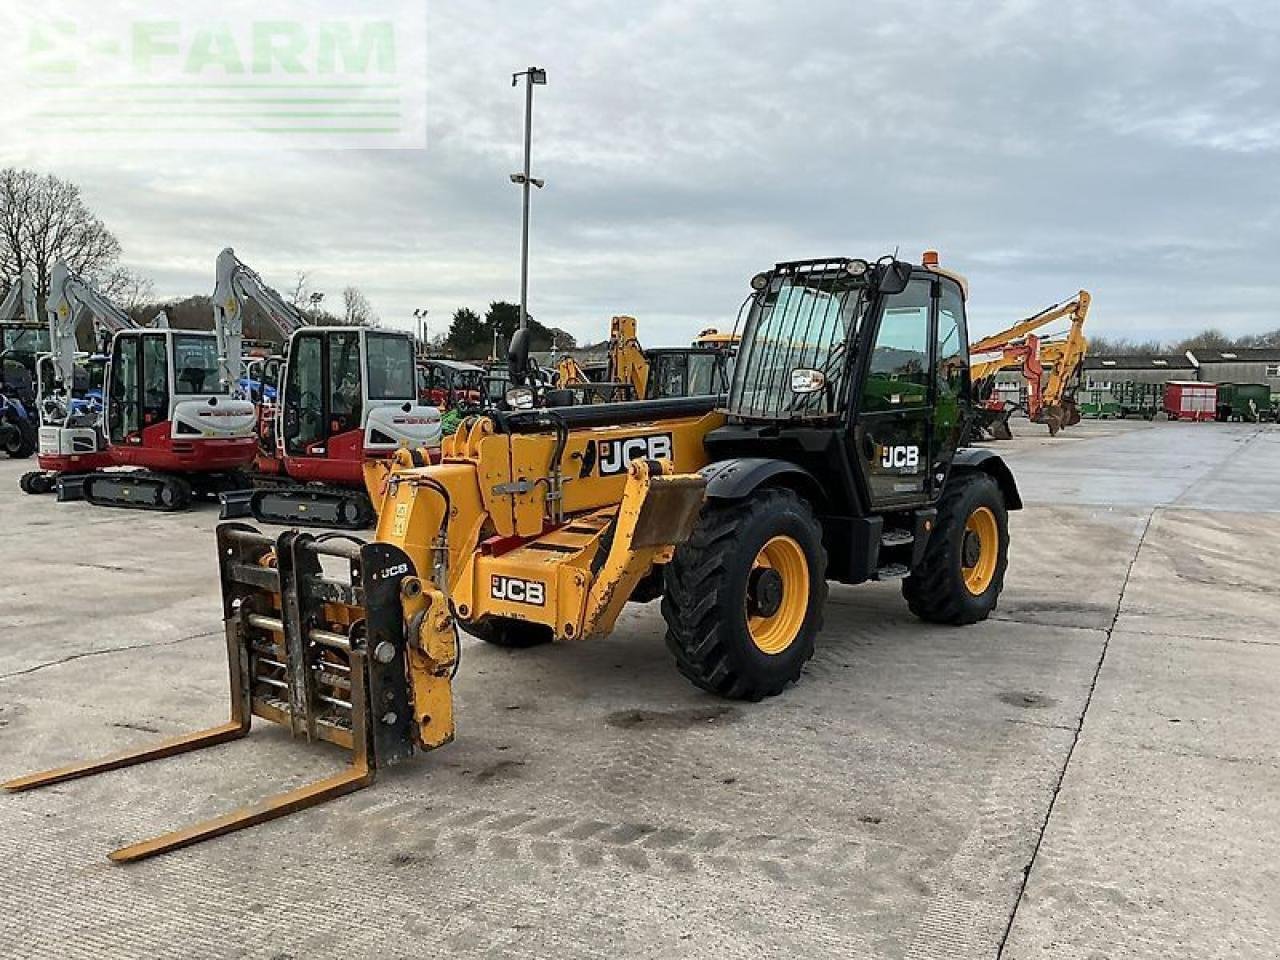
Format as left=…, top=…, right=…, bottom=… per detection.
left=970, top=290, right=1091, bottom=437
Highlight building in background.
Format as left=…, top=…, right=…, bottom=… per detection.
left=1079, top=354, right=1196, bottom=417
left=1188, top=348, right=1280, bottom=399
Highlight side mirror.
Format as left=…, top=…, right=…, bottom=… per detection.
left=875, top=260, right=913, bottom=296
left=790, top=368, right=826, bottom=395
left=505, top=386, right=535, bottom=410
left=507, top=328, right=532, bottom=385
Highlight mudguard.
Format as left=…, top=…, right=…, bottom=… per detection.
left=951, top=447, right=1023, bottom=510
left=700, top=457, right=823, bottom=504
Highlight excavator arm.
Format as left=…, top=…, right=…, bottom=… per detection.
left=608, top=315, right=649, bottom=399
left=970, top=291, right=1091, bottom=355
left=0, top=281, right=18, bottom=324
left=970, top=291, right=1091, bottom=437
left=46, top=262, right=139, bottom=388
left=0, top=267, right=38, bottom=325
left=213, top=247, right=309, bottom=393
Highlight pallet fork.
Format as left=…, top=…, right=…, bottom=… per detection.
left=4, top=525, right=456, bottom=863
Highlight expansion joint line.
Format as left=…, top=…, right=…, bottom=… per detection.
left=994, top=508, right=1157, bottom=958
left=0, top=631, right=220, bottom=682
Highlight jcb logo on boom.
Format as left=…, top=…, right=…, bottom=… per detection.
left=880, top=444, right=920, bottom=471
left=598, top=433, right=673, bottom=476
left=491, top=575, right=546, bottom=606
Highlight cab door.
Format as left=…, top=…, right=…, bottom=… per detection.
left=282, top=332, right=326, bottom=457
left=853, top=278, right=935, bottom=509
left=107, top=334, right=140, bottom=445
left=930, top=279, right=971, bottom=494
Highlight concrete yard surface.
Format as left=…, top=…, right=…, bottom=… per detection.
left=0, top=420, right=1276, bottom=959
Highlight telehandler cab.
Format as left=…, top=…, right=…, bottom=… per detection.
left=7, top=252, right=1021, bottom=863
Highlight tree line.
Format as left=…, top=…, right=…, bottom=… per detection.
left=0, top=167, right=379, bottom=344
left=435, top=302, right=577, bottom=361
left=1089, top=328, right=1280, bottom=356
left=0, top=167, right=581, bottom=357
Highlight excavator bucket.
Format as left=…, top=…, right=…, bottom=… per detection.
left=4, top=524, right=423, bottom=863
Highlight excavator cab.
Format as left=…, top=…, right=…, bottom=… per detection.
left=104, top=330, right=257, bottom=461
left=277, top=328, right=441, bottom=485
left=645, top=346, right=734, bottom=399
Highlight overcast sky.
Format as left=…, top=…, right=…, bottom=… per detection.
left=2, top=0, right=1278, bottom=345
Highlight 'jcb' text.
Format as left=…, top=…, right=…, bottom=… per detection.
left=598, top=433, right=673, bottom=476
left=880, top=444, right=920, bottom=470
left=491, top=575, right=546, bottom=606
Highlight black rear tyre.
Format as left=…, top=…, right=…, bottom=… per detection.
left=662, top=488, right=827, bottom=701
left=903, top=472, right=1008, bottom=625
left=4, top=425, right=35, bottom=458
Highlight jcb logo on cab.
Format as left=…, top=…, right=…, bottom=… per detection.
left=880, top=445, right=920, bottom=470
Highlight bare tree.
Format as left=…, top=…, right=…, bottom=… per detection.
left=1173, top=328, right=1235, bottom=352
left=342, top=286, right=377, bottom=326
left=100, top=266, right=155, bottom=310
left=287, top=271, right=311, bottom=309
left=0, top=168, right=123, bottom=303
left=1088, top=336, right=1167, bottom=356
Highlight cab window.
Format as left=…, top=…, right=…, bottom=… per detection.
left=109, top=337, right=140, bottom=441
left=863, top=279, right=931, bottom=412
left=141, top=335, right=169, bottom=425
left=366, top=333, right=416, bottom=400
left=284, top=334, right=324, bottom=453
left=935, top=282, right=969, bottom=410
left=328, top=331, right=363, bottom=432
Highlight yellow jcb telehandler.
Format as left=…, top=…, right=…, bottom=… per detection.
left=7, top=252, right=1022, bottom=863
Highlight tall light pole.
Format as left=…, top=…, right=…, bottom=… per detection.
left=413, top=307, right=428, bottom=345
left=511, top=66, right=546, bottom=333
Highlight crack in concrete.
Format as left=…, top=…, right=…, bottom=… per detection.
left=995, top=507, right=1157, bottom=958
left=1002, top=717, right=1078, bottom=733
left=1109, top=628, right=1280, bottom=648
left=988, top=614, right=1110, bottom=634
left=0, top=630, right=220, bottom=682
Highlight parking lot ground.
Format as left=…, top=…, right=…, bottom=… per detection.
left=0, top=420, right=1276, bottom=959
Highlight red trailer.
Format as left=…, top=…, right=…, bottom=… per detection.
left=1164, top=381, right=1217, bottom=421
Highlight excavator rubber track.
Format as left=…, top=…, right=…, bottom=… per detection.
left=220, top=482, right=376, bottom=530
left=79, top=471, right=195, bottom=511
left=3, top=524, right=421, bottom=863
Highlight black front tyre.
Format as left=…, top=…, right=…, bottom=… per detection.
left=662, top=488, right=827, bottom=701
left=903, top=472, right=1009, bottom=625
left=20, top=471, right=54, bottom=495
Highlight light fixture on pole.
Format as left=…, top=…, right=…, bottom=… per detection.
left=413, top=307, right=429, bottom=345
left=511, top=66, right=546, bottom=334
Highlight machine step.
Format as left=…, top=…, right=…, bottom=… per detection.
left=880, top=529, right=915, bottom=548
left=874, top=563, right=911, bottom=581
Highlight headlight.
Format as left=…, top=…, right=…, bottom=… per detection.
left=846, top=259, right=870, bottom=278
left=750, top=272, right=770, bottom=291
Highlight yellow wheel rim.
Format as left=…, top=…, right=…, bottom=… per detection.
left=747, top=536, right=810, bottom=655
left=962, top=506, right=999, bottom=596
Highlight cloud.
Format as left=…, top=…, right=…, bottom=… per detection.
left=1, top=0, right=1278, bottom=346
